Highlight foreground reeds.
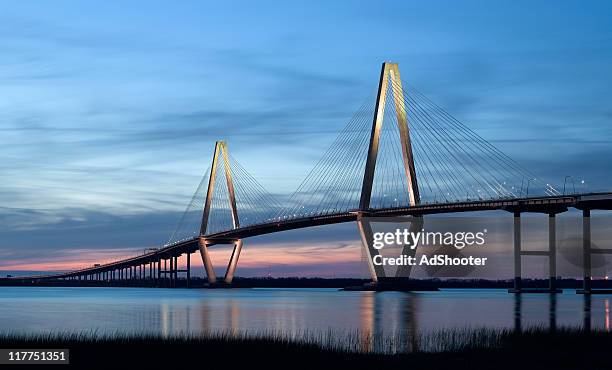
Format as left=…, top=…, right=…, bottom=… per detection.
left=0, top=327, right=610, bottom=369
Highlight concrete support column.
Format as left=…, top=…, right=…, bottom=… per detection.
left=583, top=209, right=591, bottom=293
left=186, top=252, right=191, bottom=288
left=173, top=256, right=178, bottom=286
left=513, top=212, right=522, bottom=292
left=170, top=257, right=174, bottom=287
left=549, top=213, right=557, bottom=290
left=356, top=216, right=384, bottom=282
left=164, top=259, right=168, bottom=286
left=224, top=240, right=243, bottom=284
left=198, top=238, right=217, bottom=284
left=157, top=259, right=161, bottom=285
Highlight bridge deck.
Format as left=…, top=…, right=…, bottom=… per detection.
left=9, top=192, right=612, bottom=281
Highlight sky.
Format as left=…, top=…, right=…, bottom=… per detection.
left=1, top=0, right=612, bottom=278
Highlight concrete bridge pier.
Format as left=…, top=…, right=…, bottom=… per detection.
left=577, top=209, right=594, bottom=294
left=158, top=261, right=163, bottom=286
left=197, top=237, right=243, bottom=286
left=548, top=213, right=557, bottom=291
left=186, top=252, right=191, bottom=288
left=509, top=211, right=561, bottom=294
left=583, top=209, right=592, bottom=293
left=512, top=212, right=522, bottom=292
left=169, top=256, right=174, bottom=287
left=224, top=240, right=243, bottom=284
left=198, top=238, right=217, bottom=284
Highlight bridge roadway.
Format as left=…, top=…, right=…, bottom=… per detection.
left=9, top=192, right=612, bottom=282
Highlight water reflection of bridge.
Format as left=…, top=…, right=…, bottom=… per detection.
left=145, top=291, right=611, bottom=353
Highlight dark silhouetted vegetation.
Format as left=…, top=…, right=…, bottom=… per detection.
left=4, top=276, right=612, bottom=290
left=1, top=327, right=612, bottom=369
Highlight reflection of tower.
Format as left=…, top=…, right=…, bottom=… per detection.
left=400, top=293, right=419, bottom=352
left=606, top=299, right=610, bottom=331
left=161, top=303, right=170, bottom=337
left=513, top=294, right=558, bottom=333
left=359, top=292, right=384, bottom=352
left=359, top=292, right=375, bottom=353
left=360, top=292, right=420, bottom=353
left=186, top=305, right=191, bottom=335
left=549, top=293, right=557, bottom=332
left=228, top=299, right=239, bottom=337
left=199, top=299, right=212, bottom=335
left=583, top=294, right=591, bottom=331
left=513, top=294, right=522, bottom=332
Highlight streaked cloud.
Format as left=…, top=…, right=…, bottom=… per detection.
left=1, top=0, right=612, bottom=276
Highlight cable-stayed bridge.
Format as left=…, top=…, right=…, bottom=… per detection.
left=10, top=62, right=612, bottom=293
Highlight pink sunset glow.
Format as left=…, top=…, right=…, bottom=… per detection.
left=0, top=242, right=366, bottom=278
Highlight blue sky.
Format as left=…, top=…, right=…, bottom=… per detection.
left=1, top=1, right=611, bottom=276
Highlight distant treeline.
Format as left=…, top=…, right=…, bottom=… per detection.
left=1, top=276, right=611, bottom=289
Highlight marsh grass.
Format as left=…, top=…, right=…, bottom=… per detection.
left=1, top=326, right=611, bottom=353
left=1, top=327, right=612, bottom=368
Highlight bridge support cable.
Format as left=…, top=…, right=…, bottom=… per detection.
left=274, top=95, right=376, bottom=219
left=167, top=167, right=210, bottom=245
left=388, top=78, right=560, bottom=199
left=167, top=141, right=281, bottom=245
left=409, top=86, right=559, bottom=197
left=276, top=61, right=562, bottom=224
left=202, top=141, right=282, bottom=235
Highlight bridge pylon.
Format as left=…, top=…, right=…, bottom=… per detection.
left=198, top=141, right=244, bottom=284
left=358, top=62, right=422, bottom=283
left=360, top=62, right=419, bottom=210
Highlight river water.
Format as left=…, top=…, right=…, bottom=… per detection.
left=0, top=287, right=608, bottom=352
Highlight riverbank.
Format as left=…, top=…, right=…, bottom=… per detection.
left=0, top=328, right=610, bottom=369
left=2, top=276, right=611, bottom=290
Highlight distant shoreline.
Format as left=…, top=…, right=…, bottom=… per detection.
left=1, top=276, right=610, bottom=290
